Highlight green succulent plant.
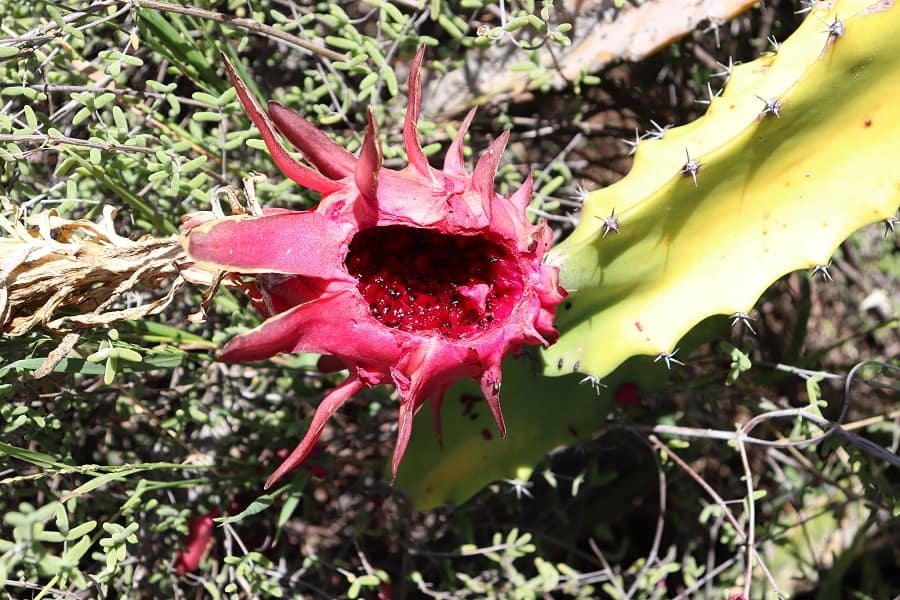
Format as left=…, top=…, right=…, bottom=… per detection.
left=396, top=0, right=900, bottom=508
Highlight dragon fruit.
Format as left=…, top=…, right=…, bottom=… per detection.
left=182, top=48, right=566, bottom=488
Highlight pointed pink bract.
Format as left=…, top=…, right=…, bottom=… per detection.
left=402, top=47, right=430, bottom=177
left=222, top=56, right=341, bottom=195
left=185, top=212, right=351, bottom=280
left=355, top=107, right=382, bottom=204
left=268, top=102, right=357, bottom=179
left=472, top=130, right=509, bottom=199
left=444, top=107, right=477, bottom=177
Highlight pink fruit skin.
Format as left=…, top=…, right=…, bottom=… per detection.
left=183, top=48, right=566, bottom=488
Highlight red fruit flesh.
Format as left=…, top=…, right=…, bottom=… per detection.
left=345, top=226, right=523, bottom=339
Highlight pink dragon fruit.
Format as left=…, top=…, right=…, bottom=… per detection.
left=183, top=48, right=566, bottom=488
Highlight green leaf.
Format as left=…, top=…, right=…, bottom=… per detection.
left=103, top=353, right=118, bottom=385
left=60, top=152, right=177, bottom=234
left=192, top=111, right=224, bottom=123
left=136, top=10, right=222, bottom=91
left=191, top=91, right=219, bottom=105
left=65, top=520, right=98, bottom=540
left=724, top=342, right=752, bottom=385
left=276, top=490, right=303, bottom=534
left=806, top=375, right=825, bottom=415
left=217, top=481, right=305, bottom=525
left=62, top=534, right=92, bottom=563
left=0, top=441, right=65, bottom=469
left=55, top=503, right=69, bottom=535
left=60, top=468, right=145, bottom=503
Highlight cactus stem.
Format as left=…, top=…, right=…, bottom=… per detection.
left=811, top=263, right=834, bottom=282
left=654, top=349, right=685, bottom=369
left=730, top=312, right=757, bottom=335
left=596, top=208, right=620, bottom=238
left=756, top=95, right=784, bottom=118
left=681, top=149, right=701, bottom=186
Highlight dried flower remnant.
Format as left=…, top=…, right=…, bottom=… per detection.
left=182, top=48, right=566, bottom=488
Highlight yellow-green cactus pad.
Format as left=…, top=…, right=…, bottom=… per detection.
left=545, top=0, right=899, bottom=379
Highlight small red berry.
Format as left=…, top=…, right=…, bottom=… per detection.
left=614, top=382, right=640, bottom=406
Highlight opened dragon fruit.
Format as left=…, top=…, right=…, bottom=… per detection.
left=182, top=48, right=566, bottom=488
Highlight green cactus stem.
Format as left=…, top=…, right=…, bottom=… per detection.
left=397, top=0, right=899, bottom=509
left=544, top=0, right=899, bottom=380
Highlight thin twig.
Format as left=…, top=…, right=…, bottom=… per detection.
left=130, top=0, right=347, bottom=62
left=0, top=84, right=215, bottom=109
left=620, top=355, right=900, bottom=471
left=616, top=411, right=900, bottom=468
left=588, top=538, right=626, bottom=597
left=0, top=133, right=156, bottom=154
left=1, top=578, right=88, bottom=599
left=737, top=429, right=755, bottom=598
left=624, top=432, right=667, bottom=599
left=0, top=0, right=116, bottom=48
left=674, top=554, right=741, bottom=600
left=647, top=435, right=780, bottom=597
